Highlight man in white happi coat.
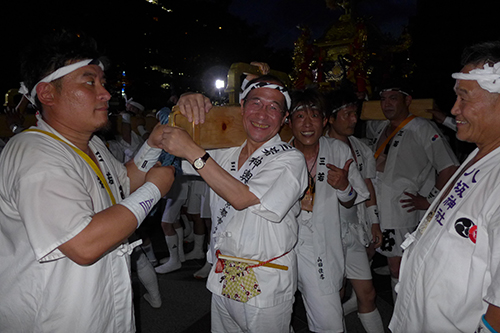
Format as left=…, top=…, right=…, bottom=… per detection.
left=161, top=75, right=308, bottom=333
left=287, top=88, right=369, bottom=332
left=326, top=89, right=384, bottom=333
left=365, top=82, right=459, bottom=301
left=389, top=41, right=500, bottom=333
left=0, top=30, right=174, bottom=332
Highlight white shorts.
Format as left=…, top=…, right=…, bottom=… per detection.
left=377, top=226, right=415, bottom=258
left=211, top=294, right=293, bottom=333
left=344, top=225, right=372, bottom=280
left=296, top=212, right=344, bottom=333
left=186, top=179, right=211, bottom=218
left=161, top=176, right=189, bottom=223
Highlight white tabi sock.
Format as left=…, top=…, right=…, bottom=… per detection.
left=136, top=253, right=162, bottom=308
left=155, top=235, right=181, bottom=274
left=185, top=234, right=205, bottom=260
left=193, top=260, right=212, bottom=279
left=358, top=309, right=384, bottom=333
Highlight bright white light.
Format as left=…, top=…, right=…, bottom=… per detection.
left=215, top=79, right=224, bottom=89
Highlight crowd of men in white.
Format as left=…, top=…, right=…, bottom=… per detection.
left=0, top=30, right=499, bottom=333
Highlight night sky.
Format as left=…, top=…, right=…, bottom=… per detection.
left=229, top=0, right=417, bottom=49
left=1, top=0, right=500, bottom=111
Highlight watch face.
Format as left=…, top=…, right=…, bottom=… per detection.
left=194, top=159, right=204, bottom=169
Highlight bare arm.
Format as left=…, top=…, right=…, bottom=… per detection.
left=126, top=122, right=167, bottom=192
left=435, top=165, right=458, bottom=190
left=327, top=159, right=356, bottom=208
left=58, top=204, right=138, bottom=265
left=161, top=125, right=259, bottom=210
left=59, top=164, right=175, bottom=265
left=484, top=304, right=500, bottom=331
left=244, top=61, right=270, bottom=82
left=365, top=178, right=383, bottom=247
left=401, top=164, right=458, bottom=212
left=364, top=178, right=377, bottom=207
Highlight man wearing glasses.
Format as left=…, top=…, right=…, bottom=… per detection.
left=162, top=75, right=308, bottom=333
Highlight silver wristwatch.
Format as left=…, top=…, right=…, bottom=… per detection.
left=192, top=152, right=210, bottom=170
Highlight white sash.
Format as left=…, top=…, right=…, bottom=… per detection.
left=402, top=147, right=492, bottom=250
left=211, top=140, right=295, bottom=248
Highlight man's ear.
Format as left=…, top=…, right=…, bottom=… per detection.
left=405, top=95, right=413, bottom=107
left=328, top=115, right=335, bottom=125
left=282, top=111, right=289, bottom=126
left=36, top=82, right=56, bottom=106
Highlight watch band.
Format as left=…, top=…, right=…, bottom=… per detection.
left=192, top=152, right=210, bottom=170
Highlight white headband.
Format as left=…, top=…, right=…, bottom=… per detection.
left=290, top=103, right=325, bottom=116
left=19, top=59, right=104, bottom=105
left=240, top=81, right=291, bottom=110
left=379, top=88, right=410, bottom=96
left=452, top=62, right=500, bottom=93
left=126, top=98, right=145, bottom=111
left=331, top=102, right=356, bottom=115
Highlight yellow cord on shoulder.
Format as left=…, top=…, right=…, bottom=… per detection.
left=25, top=128, right=116, bottom=205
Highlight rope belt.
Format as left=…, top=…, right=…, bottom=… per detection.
left=214, top=250, right=289, bottom=303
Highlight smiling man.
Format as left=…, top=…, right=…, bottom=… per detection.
left=0, top=30, right=174, bottom=332
left=162, top=75, right=308, bottom=332
left=288, top=88, right=369, bottom=333
left=390, top=41, right=500, bottom=333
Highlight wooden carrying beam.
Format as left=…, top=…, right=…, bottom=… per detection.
left=168, top=62, right=293, bottom=149
left=360, top=99, right=435, bottom=120
left=169, top=105, right=293, bottom=149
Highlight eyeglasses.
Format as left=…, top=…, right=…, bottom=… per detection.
left=244, top=97, right=284, bottom=115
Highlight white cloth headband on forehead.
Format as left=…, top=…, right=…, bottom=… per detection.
left=379, top=88, right=410, bottom=96
left=290, top=103, right=325, bottom=117
left=240, top=81, right=291, bottom=110
left=19, top=59, right=104, bottom=105
left=331, top=102, right=356, bottom=114
left=126, top=97, right=145, bottom=111
left=452, top=62, right=500, bottom=93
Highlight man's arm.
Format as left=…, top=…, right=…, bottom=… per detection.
left=176, top=93, right=213, bottom=125
left=365, top=178, right=383, bottom=247
left=400, top=164, right=458, bottom=212
left=327, top=159, right=356, bottom=208
left=126, top=122, right=166, bottom=192
left=162, top=125, right=259, bottom=210
left=435, top=165, right=458, bottom=189
left=58, top=165, right=175, bottom=265
left=58, top=204, right=138, bottom=265
left=244, top=61, right=270, bottom=83
left=427, top=107, right=457, bottom=131
left=479, top=304, right=500, bottom=332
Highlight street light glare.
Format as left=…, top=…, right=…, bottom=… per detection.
left=215, top=79, right=225, bottom=89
